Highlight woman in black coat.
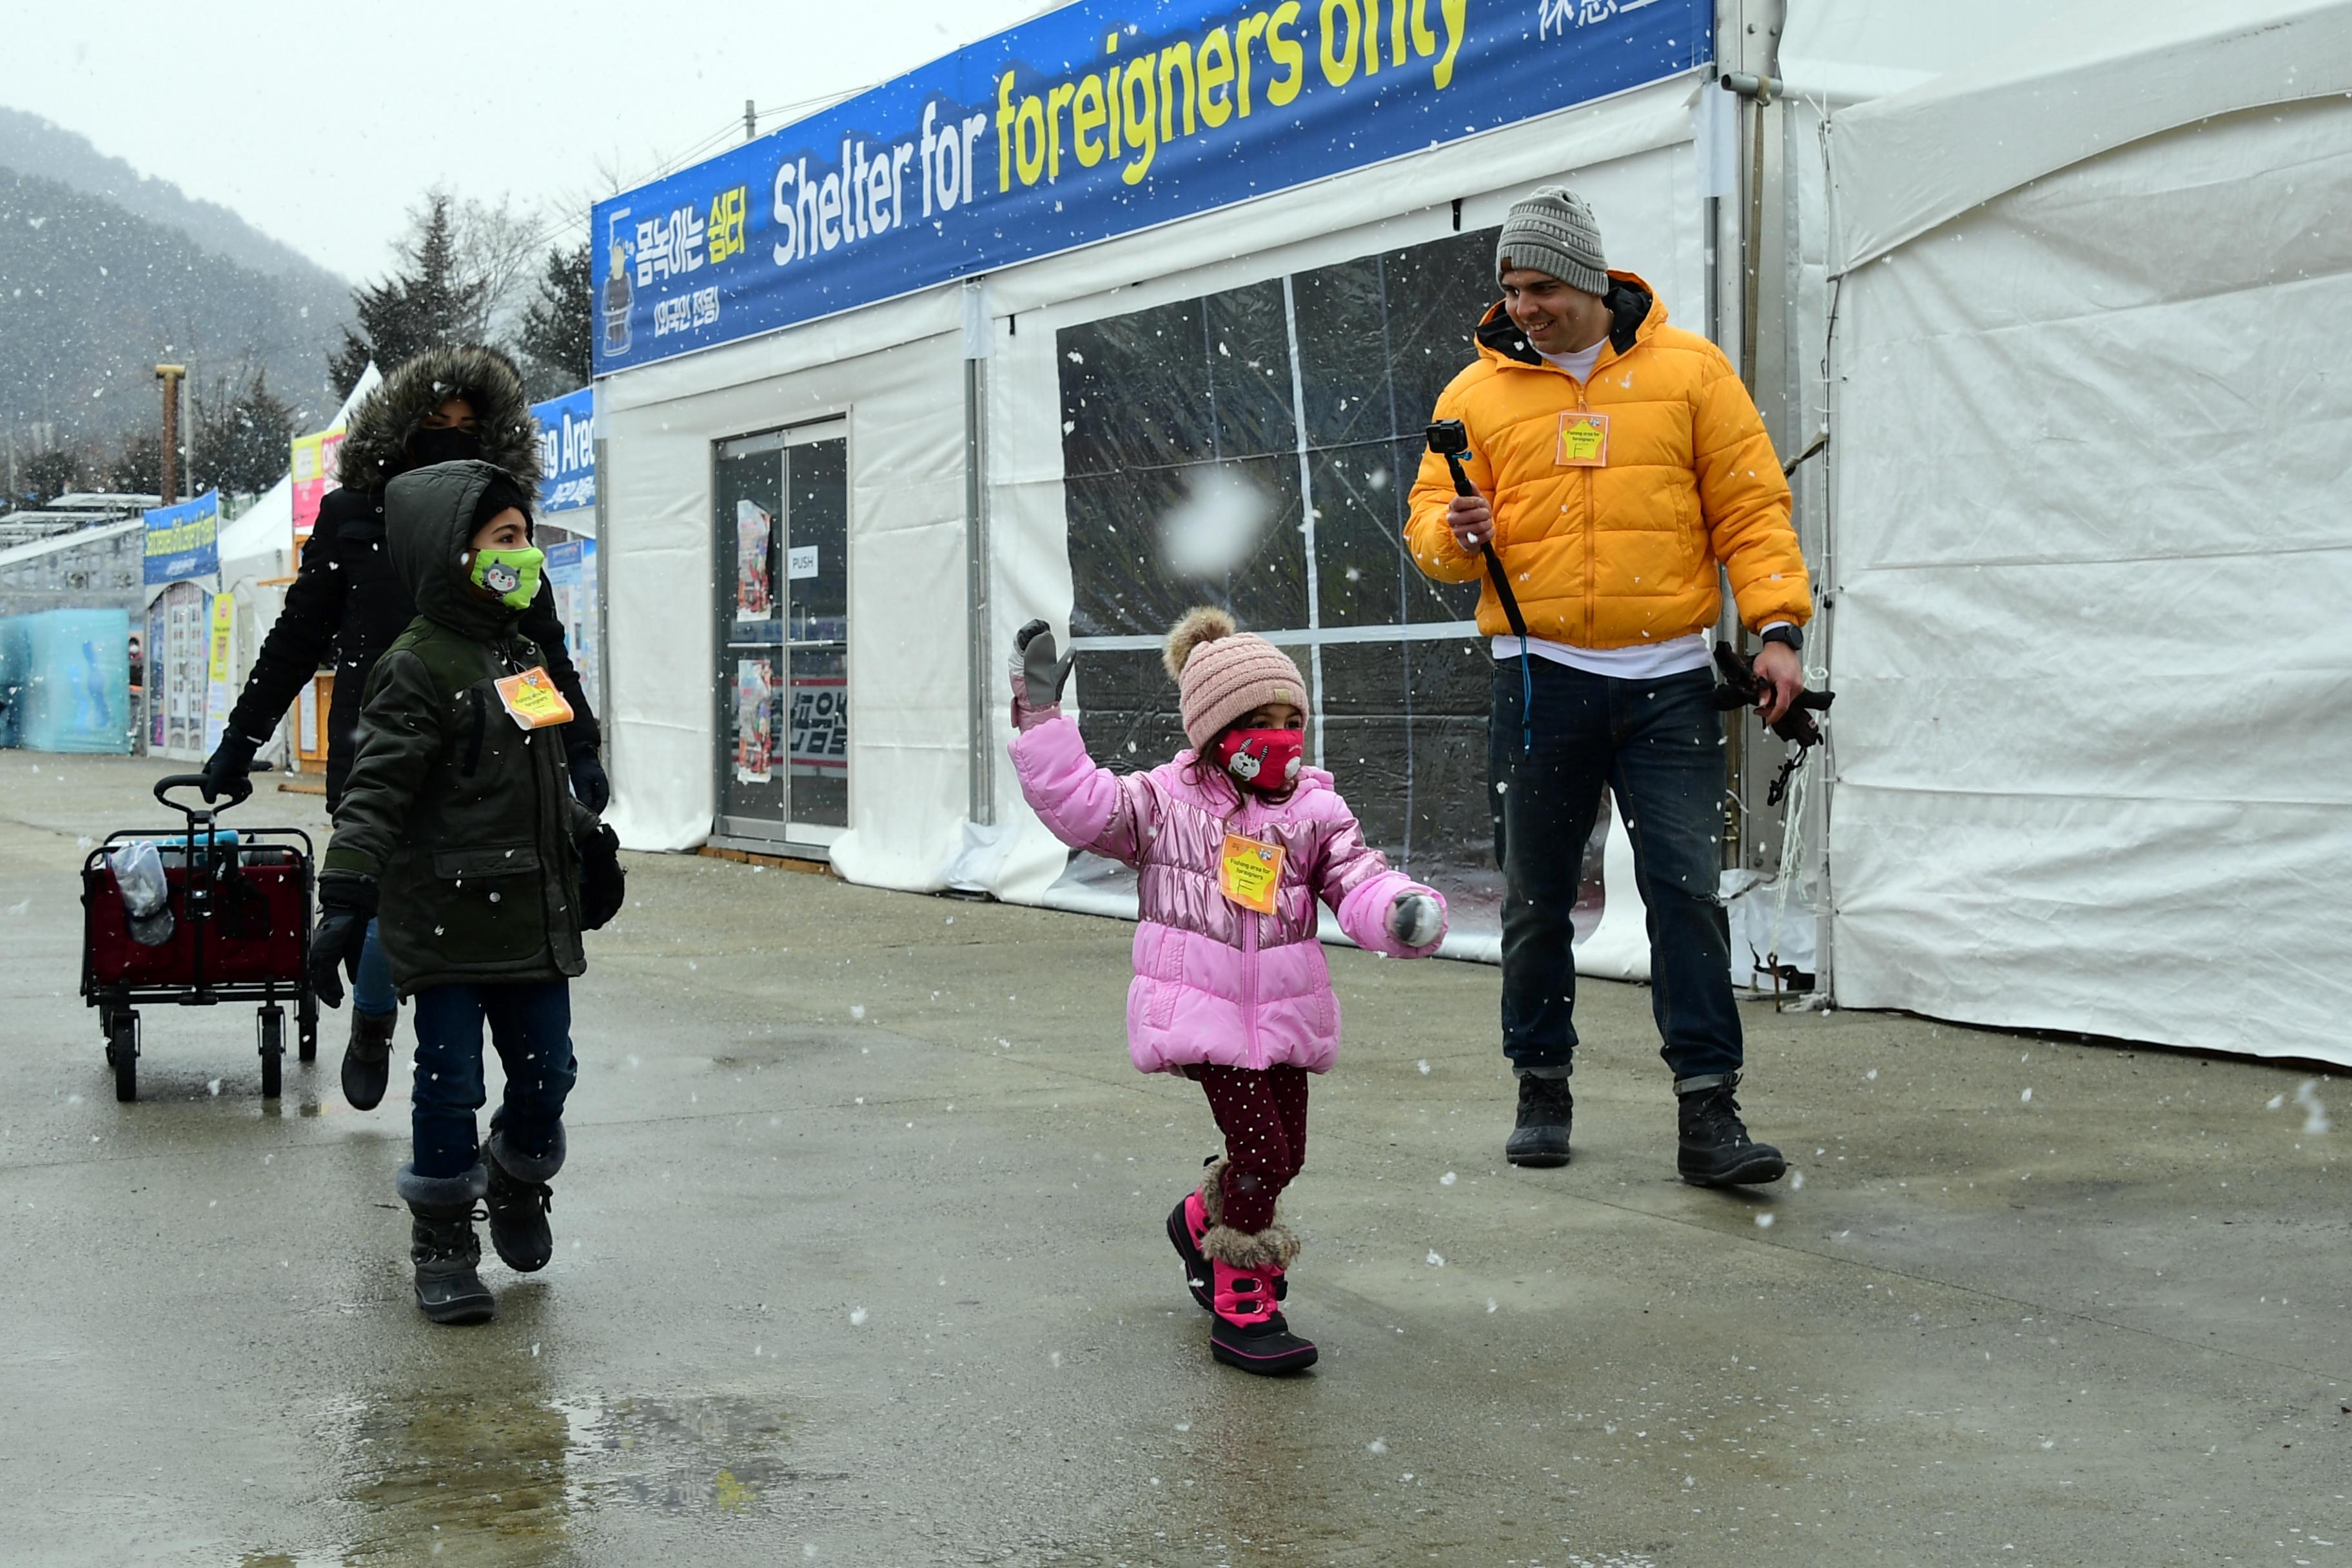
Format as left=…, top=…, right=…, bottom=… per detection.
left=201, top=345, right=603, bottom=1110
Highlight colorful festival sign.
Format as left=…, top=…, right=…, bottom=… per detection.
left=593, top=0, right=1708, bottom=371
left=290, top=427, right=348, bottom=542
left=142, top=491, right=220, bottom=585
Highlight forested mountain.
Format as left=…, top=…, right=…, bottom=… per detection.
left=0, top=112, right=348, bottom=450
left=0, top=108, right=347, bottom=300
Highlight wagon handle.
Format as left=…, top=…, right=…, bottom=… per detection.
left=153, top=765, right=271, bottom=815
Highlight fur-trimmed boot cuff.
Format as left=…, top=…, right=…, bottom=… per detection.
left=396, top=1161, right=489, bottom=1213
left=1202, top=1222, right=1300, bottom=1272
left=485, top=1118, right=566, bottom=1184
left=1199, top=1156, right=1232, bottom=1229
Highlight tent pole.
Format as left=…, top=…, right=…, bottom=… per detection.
left=963, top=281, right=995, bottom=827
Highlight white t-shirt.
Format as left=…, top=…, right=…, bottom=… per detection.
left=1482, top=342, right=1776, bottom=680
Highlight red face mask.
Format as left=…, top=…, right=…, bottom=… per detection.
left=1212, top=727, right=1304, bottom=794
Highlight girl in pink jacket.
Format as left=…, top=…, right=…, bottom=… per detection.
left=1008, top=607, right=1447, bottom=1375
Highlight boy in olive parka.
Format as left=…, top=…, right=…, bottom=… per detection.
left=309, top=458, right=624, bottom=1325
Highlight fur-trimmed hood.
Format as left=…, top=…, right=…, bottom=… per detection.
left=335, top=345, right=542, bottom=493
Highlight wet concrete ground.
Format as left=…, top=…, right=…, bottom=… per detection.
left=2, top=754, right=2346, bottom=1567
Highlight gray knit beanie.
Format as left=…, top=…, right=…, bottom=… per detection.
left=1496, top=186, right=1608, bottom=295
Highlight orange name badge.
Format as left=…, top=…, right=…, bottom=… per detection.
left=493, top=667, right=576, bottom=730
left=1555, top=410, right=1611, bottom=467
left=1219, top=832, right=1284, bottom=915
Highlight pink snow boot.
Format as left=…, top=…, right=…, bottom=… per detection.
left=1203, top=1224, right=1317, bottom=1375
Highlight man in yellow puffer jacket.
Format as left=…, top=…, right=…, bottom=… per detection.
left=1406, top=186, right=1811, bottom=1190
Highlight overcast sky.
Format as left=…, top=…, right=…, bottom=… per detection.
left=5, top=0, right=1052, bottom=282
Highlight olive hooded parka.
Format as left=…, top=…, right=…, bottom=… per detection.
left=320, top=460, right=597, bottom=995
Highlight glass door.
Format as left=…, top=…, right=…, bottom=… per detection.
left=714, top=421, right=848, bottom=849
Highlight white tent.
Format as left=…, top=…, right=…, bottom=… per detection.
left=1807, top=0, right=2352, bottom=1062
left=600, top=64, right=1710, bottom=975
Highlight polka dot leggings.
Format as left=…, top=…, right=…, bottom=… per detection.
left=1186, top=1063, right=1310, bottom=1233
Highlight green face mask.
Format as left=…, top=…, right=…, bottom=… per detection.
left=466, top=545, right=544, bottom=611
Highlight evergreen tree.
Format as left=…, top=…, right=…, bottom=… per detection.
left=327, top=193, right=488, bottom=396
left=518, top=240, right=593, bottom=395
left=192, top=369, right=297, bottom=497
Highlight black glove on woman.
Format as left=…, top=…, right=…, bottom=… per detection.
left=309, top=873, right=377, bottom=1009
left=567, top=746, right=611, bottom=813
left=578, top=824, right=626, bottom=931
left=199, top=730, right=259, bottom=805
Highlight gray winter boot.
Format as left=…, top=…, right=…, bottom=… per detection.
left=483, top=1117, right=563, bottom=1274
left=397, top=1163, right=494, bottom=1325
left=341, top=1008, right=397, bottom=1111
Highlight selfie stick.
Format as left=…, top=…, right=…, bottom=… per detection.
left=1427, top=420, right=1536, bottom=747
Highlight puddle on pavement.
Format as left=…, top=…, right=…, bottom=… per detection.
left=272, top=1389, right=821, bottom=1564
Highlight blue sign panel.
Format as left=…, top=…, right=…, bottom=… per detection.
left=532, top=387, right=596, bottom=515
left=593, top=0, right=1708, bottom=372
left=142, top=491, right=220, bottom=585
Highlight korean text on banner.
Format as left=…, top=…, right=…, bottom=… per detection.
left=291, top=427, right=347, bottom=541
left=144, top=491, right=220, bottom=585
left=532, top=387, right=596, bottom=515
left=591, top=0, right=1708, bottom=371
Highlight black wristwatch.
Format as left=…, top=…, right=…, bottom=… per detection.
left=1759, top=624, right=1803, bottom=652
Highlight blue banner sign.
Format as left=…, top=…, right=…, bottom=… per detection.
left=593, top=0, right=1708, bottom=372
left=532, top=387, right=596, bottom=515
left=142, top=491, right=219, bottom=585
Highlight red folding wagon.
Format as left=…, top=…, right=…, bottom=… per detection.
left=79, top=774, right=318, bottom=1102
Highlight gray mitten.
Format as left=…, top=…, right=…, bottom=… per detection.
left=1009, top=618, right=1075, bottom=726
left=1387, top=890, right=1445, bottom=949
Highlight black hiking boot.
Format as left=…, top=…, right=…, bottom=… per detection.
left=341, top=1008, right=397, bottom=1111
left=1505, top=1074, right=1573, bottom=1168
left=398, top=1163, right=494, bottom=1325
left=1677, top=1075, right=1787, bottom=1188
left=484, top=1147, right=555, bottom=1274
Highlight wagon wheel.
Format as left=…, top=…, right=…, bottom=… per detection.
left=106, top=1012, right=138, bottom=1104
left=297, top=985, right=319, bottom=1063
left=259, top=1007, right=284, bottom=1099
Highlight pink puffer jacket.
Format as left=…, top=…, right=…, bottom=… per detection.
left=1010, top=713, right=1446, bottom=1075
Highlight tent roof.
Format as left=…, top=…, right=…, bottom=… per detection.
left=0, top=516, right=141, bottom=570
left=1825, top=0, right=2352, bottom=274
left=217, top=473, right=291, bottom=574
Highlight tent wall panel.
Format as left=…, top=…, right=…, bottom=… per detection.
left=1824, top=95, right=2352, bottom=1063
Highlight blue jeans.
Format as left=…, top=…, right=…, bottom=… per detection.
left=409, top=982, right=578, bottom=1181
left=353, top=919, right=397, bottom=1018
left=1491, top=660, right=1742, bottom=1084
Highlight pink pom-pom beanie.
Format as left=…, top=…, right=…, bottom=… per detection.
left=1163, top=607, right=1308, bottom=752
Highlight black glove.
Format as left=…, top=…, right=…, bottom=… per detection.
left=199, top=730, right=260, bottom=805
left=578, top=824, right=626, bottom=931
left=568, top=747, right=611, bottom=814
left=308, top=874, right=377, bottom=1010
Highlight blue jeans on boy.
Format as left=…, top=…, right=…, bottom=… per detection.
left=1490, top=659, right=1742, bottom=1086
left=409, top=982, right=577, bottom=1181
left=353, top=920, right=397, bottom=1019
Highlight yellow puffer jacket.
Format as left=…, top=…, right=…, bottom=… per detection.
left=1406, top=273, right=1809, bottom=649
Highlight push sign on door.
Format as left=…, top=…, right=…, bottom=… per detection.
left=787, top=546, right=819, bottom=580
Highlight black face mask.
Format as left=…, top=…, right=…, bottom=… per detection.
left=407, top=426, right=482, bottom=467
